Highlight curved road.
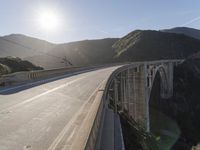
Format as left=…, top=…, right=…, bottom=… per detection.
left=0, top=66, right=119, bottom=150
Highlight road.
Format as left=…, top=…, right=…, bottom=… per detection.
left=0, top=66, right=119, bottom=150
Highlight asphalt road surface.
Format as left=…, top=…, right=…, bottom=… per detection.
left=0, top=66, right=119, bottom=150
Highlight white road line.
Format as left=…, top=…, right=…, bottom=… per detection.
left=0, top=69, right=95, bottom=94
left=0, top=77, right=85, bottom=114
left=0, top=74, right=80, bottom=94
left=66, top=125, right=77, bottom=143
left=47, top=79, right=105, bottom=150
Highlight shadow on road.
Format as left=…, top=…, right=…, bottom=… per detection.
left=0, top=72, right=82, bottom=95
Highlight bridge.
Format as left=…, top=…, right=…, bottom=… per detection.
left=0, top=59, right=182, bottom=150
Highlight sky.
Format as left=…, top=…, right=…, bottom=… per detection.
left=0, top=0, right=200, bottom=43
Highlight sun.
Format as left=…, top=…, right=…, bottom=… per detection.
left=37, top=9, right=62, bottom=31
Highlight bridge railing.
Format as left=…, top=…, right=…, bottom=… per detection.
left=0, top=62, right=128, bottom=86
left=55, top=60, right=184, bottom=150
left=102, top=59, right=183, bottom=131
left=0, top=59, right=184, bottom=149
left=84, top=66, right=127, bottom=150
left=0, top=59, right=184, bottom=86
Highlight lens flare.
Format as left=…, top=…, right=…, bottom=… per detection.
left=36, top=8, right=62, bottom=31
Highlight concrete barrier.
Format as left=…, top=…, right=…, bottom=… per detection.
left=0, top=62, right=129, bottom=86
left=84, top=59, right=183, bottom=150
left=0, top=59, right=183, bottom=149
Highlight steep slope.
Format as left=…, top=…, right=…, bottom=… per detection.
left=0, top=34, right=118, bottom=69
left=0, top=34, right=55, bottom=58
left=113, top=30, right=200, bottom=62
left=2, top=29, right=200, bottom=69
left=162, top=27, right=200, bottom=40
left=26, top=38, right=118, bottom=69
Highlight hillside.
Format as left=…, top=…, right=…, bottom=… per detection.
left=25, top=38, right=118, bottom=69
left=0, top=34, right=55, bottom=59
left=0, top=34, right=118, bottom=69
left=113, top=30, right=200, bottom=62
left=162, top=27, right=200, bottom=40
left=1, top=28, right=200, bottom=69
left=0, top=57, right=43, bottom=75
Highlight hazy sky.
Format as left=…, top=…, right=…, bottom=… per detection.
left=0, top=0, right=200, bottom=43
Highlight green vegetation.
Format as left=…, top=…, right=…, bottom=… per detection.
left=150, top=109, right=180, bottom=150
left=120, top=112, right=159, bottom=150
left=0, top=56, right=43, bottom=75
left=0, top=63, right=11, bottom=75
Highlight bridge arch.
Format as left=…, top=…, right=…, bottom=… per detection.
left=106, top=60, right=180, bottom=132
left=150, top=65, right=170, bottom=99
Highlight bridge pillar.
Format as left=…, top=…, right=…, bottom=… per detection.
left=160, top=62, right=174, bottom=99
left=131, top=65, right=148, bottom=129
left=144, top=64, right=150, bottom=132
left=167, top=62, right=174, bottom=98
left=108, top=61, right=178, bottom=133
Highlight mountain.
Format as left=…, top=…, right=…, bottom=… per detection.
left=0, top=34, right=118, bottom=69
left=1, top=29, right=200, bottom=69
left=113, top=30, right=200, bottom=62
left=162, top=27, right=200, bottom=40
left=0, top=34, right=55, bottom=58
left=25, top=38, right=118, bottom=69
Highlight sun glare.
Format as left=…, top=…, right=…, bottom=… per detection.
left=37, top=9, right=62, bottom=31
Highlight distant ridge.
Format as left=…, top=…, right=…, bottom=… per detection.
left=0, top=34, right=55, bottom=58
left=27, top=38, right=119, bottom=69
left=1, top=27, right=200, bottom=69
left=162, top=27, right=200, bottom=40
left=113, top=30, right=200, bottom=61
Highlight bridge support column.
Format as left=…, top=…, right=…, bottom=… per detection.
left=144, top=64, right=150, bottom=132
left=127, top=69, right=131, bottom=117
left=128, top=65, right=148, bottom=130
left=108, top=61, right=178, bottom=133
left=123, top=71, right=128, bottom=114
left=167, top=62, right=174, bottom=97
left=160, top=62, right=174, bottom=99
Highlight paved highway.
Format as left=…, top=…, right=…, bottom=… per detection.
left=0, top=66, right=119, bottom=150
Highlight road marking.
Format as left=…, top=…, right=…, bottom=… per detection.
left=0, top=69, right=95, bottom=94
left=0, top=77, right=85, bottom=114
left=47, top=79, right=105, bottom=150
left=0, top=74, right=73, bottom=93
left=66, top=125, right=77, bottom=143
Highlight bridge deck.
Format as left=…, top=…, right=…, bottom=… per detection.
left=0, top=66, right=119, bottom=150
